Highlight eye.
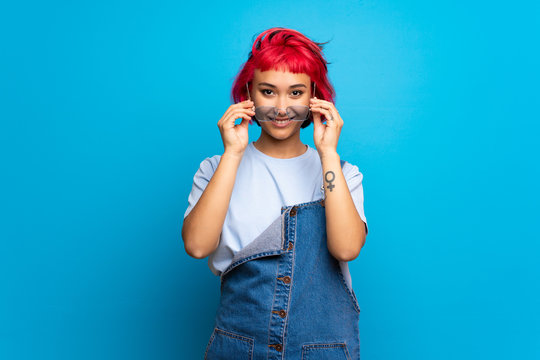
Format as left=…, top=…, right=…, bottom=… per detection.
left=292, top=90, right=304, bottom=96
left=261, top=89, right=274, bottom=96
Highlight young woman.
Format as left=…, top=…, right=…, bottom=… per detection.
left=182, top=27, right=368, bottom=359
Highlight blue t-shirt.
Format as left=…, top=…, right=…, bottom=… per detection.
left=184, top=141, right=368, bottom=285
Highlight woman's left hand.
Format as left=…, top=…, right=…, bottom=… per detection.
left=310, top=97, right=343, bottom=157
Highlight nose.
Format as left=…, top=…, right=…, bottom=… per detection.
left=276, top=96, right=289, bottom=114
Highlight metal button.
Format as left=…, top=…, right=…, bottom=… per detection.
left=282, top=276, right=291, bottom=284
left=289, top=207, right=297, bottom=216
left=269, top=344, right=283, bottom=351
left=287, top=242, right=294, bottom=250
left=272, top=309, right=287, bottom=318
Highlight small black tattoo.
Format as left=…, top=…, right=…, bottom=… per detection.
left=325, top=171, right=335, bottom=192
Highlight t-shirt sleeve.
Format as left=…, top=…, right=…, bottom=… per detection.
left=343, top=162, right=369, bottom=235
left=183, top=156, right=220, bottom=219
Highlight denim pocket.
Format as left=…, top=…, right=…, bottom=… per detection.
left=301, top=342, right=352, bottom=360
left=204, top=327, right=254, bottom=360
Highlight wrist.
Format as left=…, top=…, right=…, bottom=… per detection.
left=318, top=149, right=339, bottom=162
left=222, top=149, right=245, bottom=162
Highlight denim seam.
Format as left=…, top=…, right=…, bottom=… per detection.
left=301, top=342, right=351, bottom=360
left=203, top=328, right=217, bottom=360
left=266, top=254, right=281, bottom=358
left=282, top=211, right=296, bottom=353
left=343, top=341, right=352, bottom=360
left=220, top=250, right=284, bottom=281
left=215, top=326, right=255, bottom=343
left=336, top=264, right=361, bottom=314
left=277, top=211, right=293, bottom=355
left=281, top=211, right=286, bottom=250
left=208, top=327, right=255, bottom=359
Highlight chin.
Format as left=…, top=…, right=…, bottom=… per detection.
left=262, top=125, right=301, bottom=141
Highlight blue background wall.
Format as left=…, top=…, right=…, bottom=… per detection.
left=1, top=1, right=538, bottom=359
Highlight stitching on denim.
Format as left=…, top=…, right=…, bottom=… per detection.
left=301, top=342, right=349, bottom=360
left=303, top=342, right=347, bottom=348
left=220, top=250, right=284, bottom=281
left=208, top=327, right=255, bottom=359
left=215, top=327, right=255, bottom=344
left=336, top=264, right=361, bottom=314
left=281, top=212, right=286, bottom=249
left=220, top=212, right=287, bottom=285
left=282, top=211, right=296, bottom=352
left=267, top=254, right=281, bottom=356
left=342, top=341, right=352, bottom=360
left=203, top=327, right=217, bottom=360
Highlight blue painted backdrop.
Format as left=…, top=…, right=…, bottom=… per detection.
left=1, top=0, right=538, bottom=359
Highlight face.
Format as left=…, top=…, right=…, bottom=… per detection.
left=251, top=68, right=311, bottom=140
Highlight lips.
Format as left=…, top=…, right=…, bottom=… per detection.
left=271, top=118, right=292, bottom=128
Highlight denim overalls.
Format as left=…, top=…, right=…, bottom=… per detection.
left=204, top=166, right=362, bottom=359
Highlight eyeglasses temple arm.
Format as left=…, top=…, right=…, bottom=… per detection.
left=246, top=83, right=251, bottom=101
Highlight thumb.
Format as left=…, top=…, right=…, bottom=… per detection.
left=237, top=116, right=250, bottom=130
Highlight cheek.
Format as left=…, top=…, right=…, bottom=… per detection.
left=254, top=93, right=272, bottom=105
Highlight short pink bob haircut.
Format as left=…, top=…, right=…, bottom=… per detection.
left=231, top=27, right=335, bottom=129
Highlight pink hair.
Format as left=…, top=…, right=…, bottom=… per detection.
left=231, top=27, right=335, bottom=128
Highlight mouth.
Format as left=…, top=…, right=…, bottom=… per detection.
left=272, top=118, right=292, bottom=127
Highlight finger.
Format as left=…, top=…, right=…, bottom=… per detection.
left=225, top=114, right=251, bottom=129
left=312, top=107, right=323, bottom=130
left=234, top=116, right=250, bottom=131
left=230, top=107, right=255, bottom=120
left=232, top=109, right=255, bottom=124
left=312, top=106, right=336, bottom=127
left=311, top=103, right=338, bottom=119
left=222, top=101, right=255, bottom=122
left=310, top=100, right=340, bottom=119
left=310, top=98, right=335, bottom=108
left=310, top=100, right=338, bottom=115
left=223, top=109, right=254, bottom=129
left=237, top=100, right=255, bottom=111
left=326, top=106, right=341, bottom=127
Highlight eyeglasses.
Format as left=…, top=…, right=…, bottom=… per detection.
left=245, top=82, right=316, bottom=122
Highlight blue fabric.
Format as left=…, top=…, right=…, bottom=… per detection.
left=184, top=141, right=368, bottom=278
left=205, top=199, right=361, bottom=359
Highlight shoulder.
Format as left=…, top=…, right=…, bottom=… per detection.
left=192, top=154, right=222, bottom=180
left=198, top=154, right=221, bottom=170
left=340, top=160, right=364, bottom=182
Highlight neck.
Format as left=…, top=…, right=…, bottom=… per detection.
left=253, top=131, right=307, bottom=159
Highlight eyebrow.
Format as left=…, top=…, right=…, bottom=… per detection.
left=257, top=82, right=307, bottom=89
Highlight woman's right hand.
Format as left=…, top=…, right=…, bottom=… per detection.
left=218, top=100, right=255, bottom=157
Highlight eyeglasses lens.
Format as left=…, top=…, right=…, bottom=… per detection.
left=254, top=106, right=310, bottom=122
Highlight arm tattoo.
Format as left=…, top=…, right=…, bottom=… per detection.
left=325, top=171, right=335, bottom=192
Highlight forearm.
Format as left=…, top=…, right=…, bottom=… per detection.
left=320, top=151, right=366, bottom=262
left=182, top=151, right=243, bottom=259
